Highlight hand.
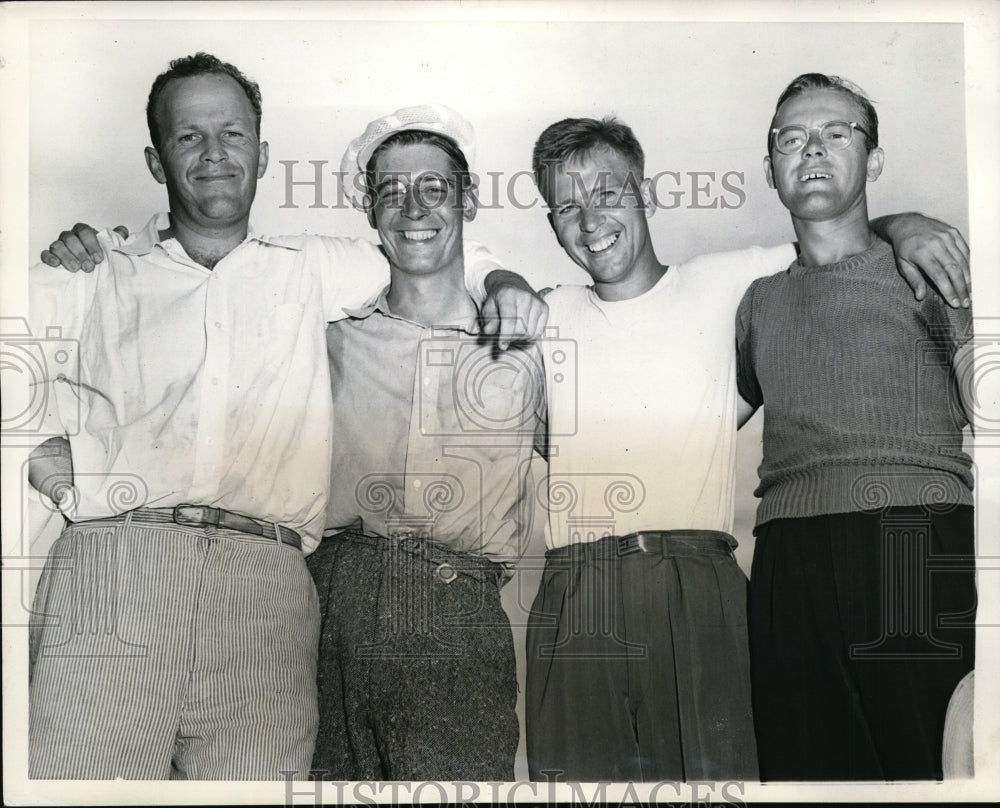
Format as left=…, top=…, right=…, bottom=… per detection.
left=28, top=437, right=75, bottom=504
left=875, top=213, right=971, bottom=307
left=40, top=223, right=130, bottom=273
left=479, top=270, right=549, bottom=350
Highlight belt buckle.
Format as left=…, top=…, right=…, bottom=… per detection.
left=635, top=532, right=655, bottom=554
left=435, top=562, right=458, bottom=584
left=173, top=504, right=210, bottom=527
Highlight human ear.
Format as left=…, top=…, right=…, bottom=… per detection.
left=145, top=146, right=167, bottom=185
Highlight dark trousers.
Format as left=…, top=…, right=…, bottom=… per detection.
left=306, top=531, right=518, bottom=781
left=525, top=531, right=758, bottom=782
left=749, top=506, right=976, bottom=781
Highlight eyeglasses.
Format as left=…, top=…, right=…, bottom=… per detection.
left=371, top=174, right=458, bottom=209
left=770, top=121, right=872, bottom=155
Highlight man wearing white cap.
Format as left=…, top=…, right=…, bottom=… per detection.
left=27, top=56, right=545, bottom=780
left=306, top=105, right=545, bottom=781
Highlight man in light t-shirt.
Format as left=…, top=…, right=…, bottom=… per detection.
left=524, top=115, right=971, bottom=782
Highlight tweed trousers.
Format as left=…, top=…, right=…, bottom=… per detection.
left=307, top=531, right=518, bottom=781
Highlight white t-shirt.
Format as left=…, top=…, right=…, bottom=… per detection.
left=541, top=244, right=794, bottom=549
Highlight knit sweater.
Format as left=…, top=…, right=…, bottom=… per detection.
left=736, top=238, right=973, bottom=528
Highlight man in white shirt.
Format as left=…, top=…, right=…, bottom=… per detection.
left=26, top=53, right=543, bottom=781
left=525, top=115, right=971, bottom=782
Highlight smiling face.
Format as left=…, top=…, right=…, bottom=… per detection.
left=144, top=73, right=268, bottom=233
left=369, top=141, right=475, bottom=278
left=545, top=147, right=660, bottom=300
left=764, top=88, right=883, bottom=224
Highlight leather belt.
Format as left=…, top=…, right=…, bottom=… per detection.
left=129, top=505, right=302, bottom=550
left=549, top=530, right=736, bottom=562
left=333, top=530, right=505, bottom=586
left=617, top=530, right=736, bottom=557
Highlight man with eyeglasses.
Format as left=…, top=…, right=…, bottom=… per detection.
left=305, top=105, right=545, bottom=781
left=736, top=73, right=976, bottom=780
left=524, top=113, right=972, bottom=784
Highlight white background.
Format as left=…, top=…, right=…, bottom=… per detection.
left=2, top=0, right=998, bottom=803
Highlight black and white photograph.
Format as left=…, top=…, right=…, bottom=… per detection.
left=2, top=1, right=998, bottom=804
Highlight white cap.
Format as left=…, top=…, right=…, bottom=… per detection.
left=340, top=103, right=476, bottom=210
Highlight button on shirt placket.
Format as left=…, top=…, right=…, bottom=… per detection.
left=188, top=250, right=232, bottom=503
left=403, top=322, right=443, bottom=537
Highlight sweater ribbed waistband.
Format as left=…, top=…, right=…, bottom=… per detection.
left=755, top=463, right=973, bottom=529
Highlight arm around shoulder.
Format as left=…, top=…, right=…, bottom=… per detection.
left=735, top=281, right=764, bottom=424
left=305, top=236, right=391, bottom=320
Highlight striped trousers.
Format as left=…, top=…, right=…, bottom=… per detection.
left=28, top=514, right=320, bottom=780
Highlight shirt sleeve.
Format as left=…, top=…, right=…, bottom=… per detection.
left=922, top=293, right=975, bottom=424
left=730, top=243, right=797, bottom=293
left=525, top=343, right=549, bottom=460
left=306, top=237, right=391, bottom=322
left=463, top=239, right=506, bottom=303
left=944, top=298, right=974, bottom=354
left=27, top=260, right=95, bottom=451
left=309, top=236, right=506, bottom=319
left=735, top=281, right=763, bottom=409
left=676, top=243, right=796, bottom=307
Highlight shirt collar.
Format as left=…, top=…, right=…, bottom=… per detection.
left=343, top=286, right=392, bottom=320
left=111, top=212, right=301, bottom=256
left=343, top=285, right=480, bottom=334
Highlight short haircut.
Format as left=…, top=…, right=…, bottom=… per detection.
left=363, top=130, right=473, bottom=203
left=532, top=116, right=645, bottom=204
left=146, top=52, right=263, bottom=151
left=768, top=73, right=879, bottom=154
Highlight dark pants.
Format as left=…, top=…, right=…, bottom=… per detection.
left=525, top=531, right=758, bottom=782
left=306, top=531, right=518, bottom=781
left=749, top=506, right=976, bottom=781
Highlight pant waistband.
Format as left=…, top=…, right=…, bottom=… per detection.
left=547, top=530, right=737, bottom=563
left=76, top=506, right=302, bottom=551
left=334, top=530, right=505, bottom=586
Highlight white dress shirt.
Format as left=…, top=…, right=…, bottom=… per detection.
left=29, top=213, right=498, bottom=552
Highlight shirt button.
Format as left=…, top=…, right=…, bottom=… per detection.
left=413, top=479, right=421, bottom=489
left=215, top=321, right=222, bottom=329
left=211, top=378, right=219, bottom=386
